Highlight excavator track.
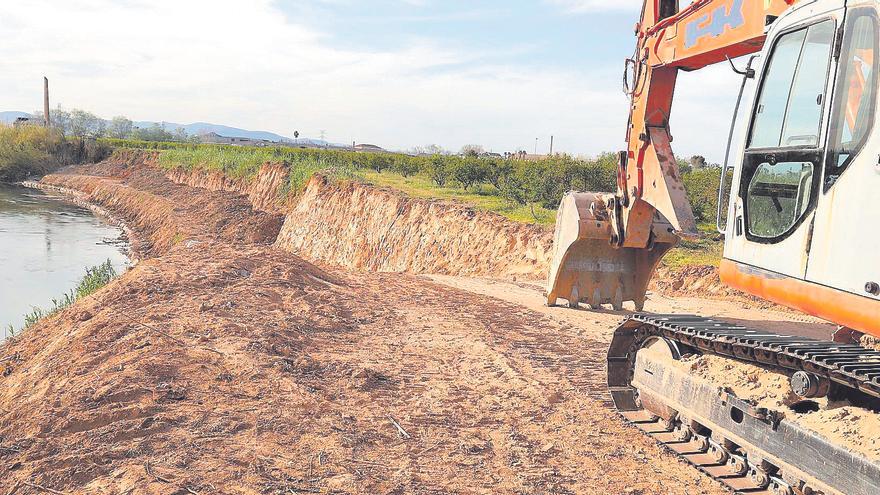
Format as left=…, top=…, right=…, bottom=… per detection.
left=607, top=314, right=880, bottom=495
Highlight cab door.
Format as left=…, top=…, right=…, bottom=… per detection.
left=806, top=4, right=880, bottom=303
left=724, top=5, right=844, bottom=279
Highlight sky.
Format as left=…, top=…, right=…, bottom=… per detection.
left=0, top=0, right=743, bottom=161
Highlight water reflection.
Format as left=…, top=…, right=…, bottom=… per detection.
left=0, top=184, right=129, bottom=333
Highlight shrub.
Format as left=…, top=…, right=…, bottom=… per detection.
left=0, top=125, right=65, bottom=181
left=682, top=167, right=723, bottom=223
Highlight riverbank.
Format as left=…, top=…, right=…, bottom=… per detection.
left=20, top=181, right=140, bottom=264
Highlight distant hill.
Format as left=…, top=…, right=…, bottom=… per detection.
left=132, top=120, right=330, bottom=146
left=0, top=111, right=32, bottom=125
left=1, top=110, right=331, bottom=146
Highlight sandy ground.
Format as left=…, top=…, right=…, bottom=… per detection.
left=0, top=159, right=864, bottom=494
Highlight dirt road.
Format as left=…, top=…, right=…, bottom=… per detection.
left=0, top=159, right=834, bottom=494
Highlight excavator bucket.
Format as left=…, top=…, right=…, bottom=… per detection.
left=546, top=192, right=678, bottom=311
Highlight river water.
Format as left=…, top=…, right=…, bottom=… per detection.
left=0, top=184, right=129, bottom=334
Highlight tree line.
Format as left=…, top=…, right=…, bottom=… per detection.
left=35, top=108, right=196, bottom=143
left=115, top=138, right=723, bottom=225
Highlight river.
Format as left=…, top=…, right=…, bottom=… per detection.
left=0, top=183, right=129, bottom=335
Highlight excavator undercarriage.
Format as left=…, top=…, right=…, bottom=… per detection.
left=609, top=315, right=880, bottom=495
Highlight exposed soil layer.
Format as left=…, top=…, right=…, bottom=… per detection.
left=651, top=265, right=785, bottom=310
left=0, top=157, right=725, bottom=494
left=165, top=162, right=290, bottom=214
left=274, top=175, right=554, bottom=279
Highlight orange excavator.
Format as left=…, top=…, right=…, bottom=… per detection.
left=547, top=1, right=880, bottom=493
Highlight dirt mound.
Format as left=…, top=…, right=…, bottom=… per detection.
left=652, top=264, right=789, bottom=310
left=42, top=159, right=283, bottom=257
left=275, top=175, right=553, bottom=279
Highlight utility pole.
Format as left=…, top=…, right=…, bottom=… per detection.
left=43, top=77, right=50, bottom=127
left=534, top=138, right=539, bottom=155
left=549, top=135, right=554, bottom=156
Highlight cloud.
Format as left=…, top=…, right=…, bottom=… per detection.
left=0, top=0, right=736, bottom=159
left=546, top=0, right=642, bottom=14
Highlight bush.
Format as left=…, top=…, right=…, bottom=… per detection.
left=682, top=167, right=723, bottom=223
left=0, top=125, right=65, bottom=181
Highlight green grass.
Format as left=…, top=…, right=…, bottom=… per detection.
left=5, top=260, right=117, bottom=338
left=663, top=223, right=724, bottom=269
left=151, top=144, right=359, bottom=197
left=359, top=171, right=556, bottom=225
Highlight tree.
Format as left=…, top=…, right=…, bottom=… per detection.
left=484, top=158, right=513, bottom=189
left=460, top=144, right=484, bottom=157
left=365, top=153, right=392, bottom=173
left=450, top=156, right=488, bottom=191
left=393, top=155, right=421, bottom=177
left=412, top=144, right=447, bottom=156
left=108, top=116, right=133, bottom=139
left=499, top=161, right=548, bottom=222
left=131, top=123, right=175, bottom=142
left=172, top=127, right=188, bottom=142
left=690, top=155, right=708, bottom=170
left=427, top=154, right=450, bottom=186
left=52, top=107, right=72, bottom=136
left=569, top=153, right=617, bottom=193
left=67, top=109, right=105, bottom=138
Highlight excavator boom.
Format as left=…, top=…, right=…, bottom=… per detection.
left=547, top=0, right=798, bottom=311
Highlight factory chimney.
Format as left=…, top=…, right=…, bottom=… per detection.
left=43, top=77, right=50, bottom=127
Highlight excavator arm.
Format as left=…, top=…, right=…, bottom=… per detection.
left=547, top=0, right=799, bottom=310
left=624, top=0, right=798, bottom=236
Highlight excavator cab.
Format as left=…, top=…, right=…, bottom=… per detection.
left=720, top=2, right=880, bottom=337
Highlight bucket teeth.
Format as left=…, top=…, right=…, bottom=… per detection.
left=569, top=286, right=580, bottom=309
left=612, top=286, right=624, bottom=312
left=589, top=288, right=602, bottom=310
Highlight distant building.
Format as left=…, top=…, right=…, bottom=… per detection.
left=199, top=132, right=273, bottom=147
left=503, top=151, right=548, bottom=161
left=353, top=143, right=386, bottom=153
left=13, top=116, right=44, bottom=127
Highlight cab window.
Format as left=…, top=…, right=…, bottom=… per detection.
left=825, top=10, right=878, bottom=189
left=749, top=21, right=834, bottom=149
left=741, top=20, right=833, bottom=242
